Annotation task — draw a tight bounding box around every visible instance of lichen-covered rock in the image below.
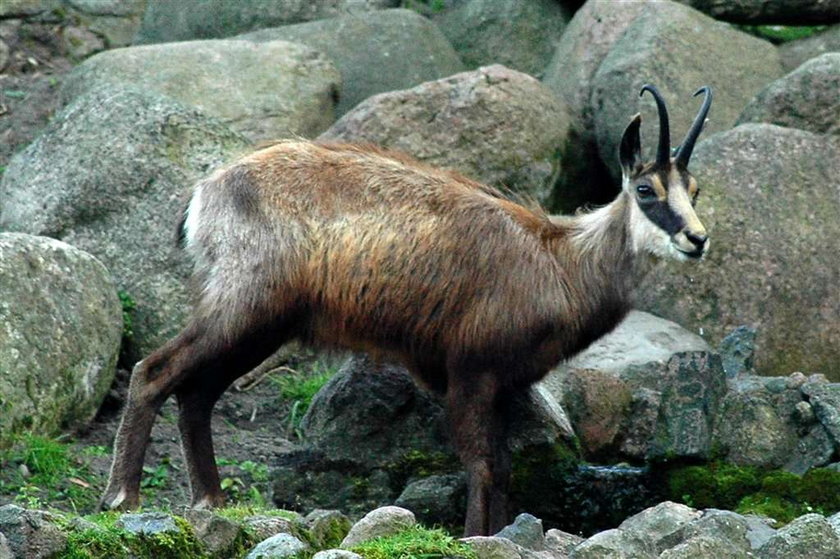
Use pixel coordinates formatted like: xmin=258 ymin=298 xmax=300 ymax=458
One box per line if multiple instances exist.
xmin=0 ymin=84 xmax=248 ymax=361
xmin=246 ymin=532 xmax=310 ymax=559
xmin=0 ymin=505 xmax=66 ymax=559
xmin=637 ymin=124 xmax=840 ymax=377
xmin=462 ymin=536 xmax=523 ymax=559
xmin=618 ymin=502 xmax=701 ymax=554
xmin=659 ymin=535 xmax=752 ymax=559
xmin=591 ymin=0 xmax=782 ymax=180
xmin=719 ymin=326 xmax=758 ymax=378
xmin=495 ymin=513 xmax=545 ymax=551
xmin=543 ymin=312 xmax=723 ymax=461
xmin=675 ymin=0 xmax=840 ymax=24
xmin=394 ymin=474 xmax=466 ymax=528
xmin=320 ymin=64 xmax=570 ymax=204
xmin=569 ymin=528 xmax=656 ymax=559
xmin=0 ymin=233 xmax=121 ymax=446
xmin=135 ymin=0 xmax=398 ymax=44
xmin=340 ymin=506 xmax=416 ymax=548
xmin=737 ymin=53 xmax=840 ymax=135
xmin=304 ymin=509 xmax=352 ymax=550
xmin=659 ymin=509 xmax=754 ymax=554
xmin=801 ymin=383 xmax=840 ymax=447
xmin=116 ymin=512 xmax=179 ymax=535
xmin=545 ymin=529 xmax=584 ymax=555
xmin=779 ymin=25 xmax=840 ymax=72
xmin=434 ymin=0 xmax=570 ymax=76
xmin=239 ymin=9 xmax=464 ymax=116
xmin=60 ymin=39 xmax=340 ymax=142
xmin=758 ymin=514 xmax=840 ymax=559
xmin=184 ymin=510 xmax=243 ymax=557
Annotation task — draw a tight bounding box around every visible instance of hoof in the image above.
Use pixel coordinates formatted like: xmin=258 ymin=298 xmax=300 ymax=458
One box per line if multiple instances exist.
xmin=98 ymin=488 xmax=139 ymax=512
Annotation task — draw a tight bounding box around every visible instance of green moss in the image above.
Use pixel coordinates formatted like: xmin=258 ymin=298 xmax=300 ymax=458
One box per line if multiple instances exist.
xmin=385 ymin=449 xmax=462 ymax=492
xmin=118 ymin=290 xmax=137 ymax=341
xmin=664 ymin=462 xmax=840 ymax=524
xmin=737 ymin=25 xmax=828 ymax=44
xmin=349 ymin=525 xmax=476 ymax=559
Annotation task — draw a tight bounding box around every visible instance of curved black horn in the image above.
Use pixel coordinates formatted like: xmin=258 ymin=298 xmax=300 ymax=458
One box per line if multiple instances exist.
xmin=639 ymin=84 xmax=670 ymax=168
xmin=674 ymin=86 xmax=712 ymax=168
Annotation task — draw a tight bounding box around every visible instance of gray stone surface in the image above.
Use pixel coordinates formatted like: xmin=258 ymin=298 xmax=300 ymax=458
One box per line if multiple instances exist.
xmin=395 ymin=474 xmax=465 ymax=528
xmin=779 ymin=25 xmax=840 ymax=72
xmin=618 ymin=501 xmax=701 ymax=554
xmin=0 ymin=505 xmax=66 ymax=559
xmin=60 ymin=39 xmax=340 ymax=142
xmin=116 ymin=512 xmax=179 ymax=535
xmin=637 ymin=124 xmax=840 ymax=378
xmin=462 ymin=536 xmax=523 ymax=559
xmin=0 ymin=233 xmax=121 ymax=447
xmin=434 ymin=0 xmax=570 ymax=76
xmin=246 ymin=532 xmax=310 ymax=559
xmin=801 ymin=383 xmax=840 ymax=446
xmin=304 ymin=509 xmax=352 ymax=550
xmin=240 ymin=9 xmax=465 ymax=116
xmin=591 ymin=0 xmax=782 ymax=181
xmin=719 ymin=326 xmax=757 ymax=378
xmin=569 ymin=528 xmax=656 ymax=559
xmin=660 ymin=509 xmax=754 ymax=554
xmin=737 ymin=53 xmax=840 ymax=135
xmin=340 ymin=506 xmax=416 ymax=548
xmin=312 ymin=551 xmax=363 ymax=559
xmin=545 ymin=529 xmax=584 ymax=555
xmin=135 ymin=0 xmax=398 ymax=44
xmin=495 ymin=513 xmax=545 ymax=551
xmin=659 ymin=535 xmax=753 ymax=559
xmin=184 ymin=510 xmax=243 ymax=556
xmin=0 ymin=532 xmax=10 ymax=559
xmin=675 ymin=0 xmax=840 ymax=24
xmin=542 ymin=0 xmax=648 ymax=210
xmin=758 ymin=514 xmax=840 ymax=559
xmin=320 ymin=64 xmax=570 ymax=204
xmin=0 ymin=84 xmax=248 ymax=360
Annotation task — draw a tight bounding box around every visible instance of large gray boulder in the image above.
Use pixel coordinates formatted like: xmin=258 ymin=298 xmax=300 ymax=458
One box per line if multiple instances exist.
xmin=0 ymin=233 xmax=121 ymax=446
xmin=0 ymin=84 xmax=249 ymax=361
xmin=758 ymin=514 xmax=840 ymax=559
xmin=434 ymin=0 xmax=570 ymax=77
xmin=134 ymin=0 xmax=398 ymax=44
xmin=675 ymin=0 xmax=840 ymax=25
xmin=0 ymin=505 xmax=66 ymax=559
xmin=60 ymin=39 xmax=341 ymax=142
xmin=542 ymin=0 xmax=648 ymax=210
xmin=779 ymin=25 xmax=840 ymax=72
xmin=320 ymin=64 xmax=570 ymax=204
xmin=714 ymin=374 xmax=834 ymax=472
xmin=737 ymin=53 xmax=840 ymax=136
xmin=591 ymin=0 xmax=783 ymax=180
xmin=239 ymin=9 xmax=464 ymax=116
xmin=637 ymin=124 xmax=840 ymax=377
xmin=541 ymin=311 xmax=719 ymax=461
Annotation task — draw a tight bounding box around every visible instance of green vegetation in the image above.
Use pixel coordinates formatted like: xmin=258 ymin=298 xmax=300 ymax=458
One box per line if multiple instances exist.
xmin=0 ymin=434 xmax=99 ymax=511
xmin=666 ymin=462 xmax=840 ymax=525
xmin=738 ymin=25 xmax=827 ymax=44
xmin=273 ymin=360 xmax=336 ymax=437
xmin=401 ymin=0 xmax=447 ymax=15
xmin=385 ymin=449 xmax=462 ymax=493
xmin=117 ymin=290 xmax=137 ymax=341
xmin=349 ymin=525 xmax=477 ymax=559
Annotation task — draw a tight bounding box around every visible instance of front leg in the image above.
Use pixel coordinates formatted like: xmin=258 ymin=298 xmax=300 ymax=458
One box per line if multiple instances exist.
xmin=446 ymin=372 xmax=510 ymax=536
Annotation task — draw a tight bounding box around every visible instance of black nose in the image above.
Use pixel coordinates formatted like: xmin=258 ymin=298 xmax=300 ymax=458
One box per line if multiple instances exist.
xmin=685 ymin=231 xmax=707 ymax=248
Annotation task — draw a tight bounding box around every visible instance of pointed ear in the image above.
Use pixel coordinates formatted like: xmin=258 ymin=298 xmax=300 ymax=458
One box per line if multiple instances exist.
xmin=619 ymin=113 xmax=642 ymax=176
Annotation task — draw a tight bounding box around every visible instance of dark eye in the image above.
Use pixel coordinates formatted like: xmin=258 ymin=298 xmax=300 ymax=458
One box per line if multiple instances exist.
xmin=636 ymin=184 xmax=655 ymax=199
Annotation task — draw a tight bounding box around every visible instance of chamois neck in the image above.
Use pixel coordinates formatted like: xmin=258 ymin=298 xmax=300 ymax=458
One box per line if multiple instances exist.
xmin=551 ymin=192 xmax=638 ymax=308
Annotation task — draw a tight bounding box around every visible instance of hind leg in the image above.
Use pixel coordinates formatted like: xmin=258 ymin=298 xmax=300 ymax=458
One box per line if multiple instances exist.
xmin=175 ymin=323 xmax=287 ymax=508
xmin=100 ymin=318 xmax=285 ymax=511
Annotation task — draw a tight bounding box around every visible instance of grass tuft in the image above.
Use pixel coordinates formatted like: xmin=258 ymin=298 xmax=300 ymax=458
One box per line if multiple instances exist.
xmin=349 ymin=525 xmax=476 ymax=559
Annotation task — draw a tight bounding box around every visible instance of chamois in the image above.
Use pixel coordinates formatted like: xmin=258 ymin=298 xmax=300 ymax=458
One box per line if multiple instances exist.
xmin=102 ymin=84 xmax=712 ymax=536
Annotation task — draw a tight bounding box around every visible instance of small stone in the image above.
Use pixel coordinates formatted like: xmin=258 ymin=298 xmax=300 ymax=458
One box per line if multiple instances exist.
xmin=304 ymin=509 xmax=352 ymax=549
xmin=758 ymin=513 xmax=840 ymax=558
xmin=184 ymin=510 xmax=242 ymax=556
xmin=395 ymin=474 xmax=466 ymax=528
xmin=245 ymin=532 xmax=309 ymax=559
xmin=545 ymin=529 xmax=584 ymax=555
xmin=462 ymin=536 xmax=523 ymax=559
xmin=340 ymin=507 xmax=416 ymax=548
xmin=244 ymin=516 xmax=301 ymax=542
xmin=788 ymin=372 xmax=808 ymax=389
xmin=312 ymin=551 xmax=363 ymax=559
xmin=116 ymin=512 xmax=179 ymax=535
xmin=719 ymin=325 xmax=757 ymax=378
xmin=794 ymin=401 xmax=816 ymax=426
xmin=62 ymin=26 xmax=104 ymax=61
xmin=495 ymin=513 xmax=545 ymax=551
xmin=0 ymin=39 xmax=9 ymax=72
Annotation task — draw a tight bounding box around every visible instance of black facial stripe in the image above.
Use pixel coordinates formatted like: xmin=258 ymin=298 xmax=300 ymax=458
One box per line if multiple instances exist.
xmin=640 ymin=200 xmax=685 ymax=236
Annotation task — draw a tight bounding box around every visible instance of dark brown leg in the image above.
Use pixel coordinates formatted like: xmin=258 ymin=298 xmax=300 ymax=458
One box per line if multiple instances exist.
xmin=447 ymin=372 xmax=504 ymax=537
xmin=100 ymin=319 xmax=283 ymax=511
xmin=174 ymin=324 xmax=284 ymax=508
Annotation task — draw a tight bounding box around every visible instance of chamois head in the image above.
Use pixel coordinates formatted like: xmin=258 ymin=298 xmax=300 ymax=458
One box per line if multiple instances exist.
xmin=619 ymin=84 xmax=712 ymax=261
